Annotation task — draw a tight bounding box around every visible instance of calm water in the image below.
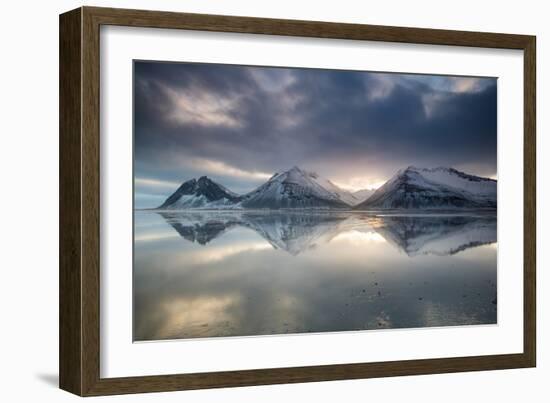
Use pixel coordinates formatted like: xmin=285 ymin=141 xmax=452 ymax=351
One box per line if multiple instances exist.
xmin=133 ymin=210 xmax=497 ymax=341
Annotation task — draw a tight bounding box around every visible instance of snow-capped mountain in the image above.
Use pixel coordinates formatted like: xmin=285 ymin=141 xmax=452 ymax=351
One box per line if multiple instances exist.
xmin=305 ymin=171 xmax=360 ymax=206
xmin=356 ymin=166 xmax=497 ymax=209
xmin=155 ymin=166 xmax=496 ymax=211
xmin=158 ymin=176 xmax=241 ymax=209
xmin=353 ymin=188 xmax=375 ymax=203
xmin=239 ymin=166 xmax=350 ymax=209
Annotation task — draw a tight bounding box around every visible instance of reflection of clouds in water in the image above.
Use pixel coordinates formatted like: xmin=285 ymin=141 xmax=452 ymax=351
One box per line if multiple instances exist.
xmin=139 ymin=294 xmax=242 ymax=340
xmin=332 ymin=230 xmax=386 ymax=245
xmin=177 ymin=241 xmax=272 ymax=265
xmin=134 ymin=211 xmax=497 ymax=341
xmin=135 ymin=231 xmax=180 ymax=242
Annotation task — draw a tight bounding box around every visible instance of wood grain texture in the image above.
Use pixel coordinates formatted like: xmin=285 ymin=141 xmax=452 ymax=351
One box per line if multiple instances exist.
xmin=523 ymin=38 xmax=536 ymax=367
xmin=86 ymin=6 xmax=532 ymax=49
xmin=85 ymin=354 xmax=531 ymax=396
xmin=59 ymin=6 xmax=537 ymax=396
xmin=59 ymin=7 xmax=83 ymax=396
xmin=81 ymin=6 xmax=102 ymax=396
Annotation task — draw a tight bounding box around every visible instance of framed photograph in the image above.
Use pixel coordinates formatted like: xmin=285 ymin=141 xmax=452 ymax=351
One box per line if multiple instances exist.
xmin=59 ymin=6 xmax=536 ymax=396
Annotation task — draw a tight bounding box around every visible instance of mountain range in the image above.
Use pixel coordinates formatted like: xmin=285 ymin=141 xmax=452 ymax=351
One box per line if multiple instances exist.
xmin=156 ymin=165 xmax=496 ymax=210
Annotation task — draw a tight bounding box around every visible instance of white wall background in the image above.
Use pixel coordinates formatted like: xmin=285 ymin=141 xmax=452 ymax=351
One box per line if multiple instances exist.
xmin=0 ymin=0 xmax=546 ymax=401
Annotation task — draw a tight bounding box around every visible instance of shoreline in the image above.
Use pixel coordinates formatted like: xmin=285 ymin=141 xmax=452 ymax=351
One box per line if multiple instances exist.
xmin=136 ymin=208 xmax=497 ymax=216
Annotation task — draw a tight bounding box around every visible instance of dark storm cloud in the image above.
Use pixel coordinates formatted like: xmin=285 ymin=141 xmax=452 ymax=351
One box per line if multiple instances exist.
xmin=134 ymin=61 xmax=496 ymax=207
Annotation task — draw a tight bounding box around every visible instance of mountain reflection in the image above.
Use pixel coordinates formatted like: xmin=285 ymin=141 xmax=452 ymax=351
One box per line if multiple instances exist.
xmin=158 ymin=211 xmax=496 ymax=257
xmin=371 ymin=215 xmax=497 ymax=256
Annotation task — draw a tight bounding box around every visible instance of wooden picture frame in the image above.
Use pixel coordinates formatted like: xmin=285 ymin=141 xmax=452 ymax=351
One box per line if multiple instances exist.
xmin=59 ymin=6 xmax=536 ymax=396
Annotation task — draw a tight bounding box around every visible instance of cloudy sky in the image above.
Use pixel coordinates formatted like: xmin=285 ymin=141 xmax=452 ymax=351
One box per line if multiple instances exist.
xmin=134 ymin=61 xmax=497 ymax=208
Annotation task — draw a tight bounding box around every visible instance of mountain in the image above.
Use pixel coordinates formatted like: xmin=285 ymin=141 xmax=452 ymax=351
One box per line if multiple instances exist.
xmin=156 ymin=166 xmax=496 ymax=211
xmin=304 ymin=171 xmax=360 ymax=205
xmin=353 ymin=188 xmax=375 ymax=203
xmin=239 ymin=166 xmax=350 ymax=209
xmin=158 ymin=176 xmax=241 ymax=209
xmin=356 ymin=166 xmax=496 ymax=209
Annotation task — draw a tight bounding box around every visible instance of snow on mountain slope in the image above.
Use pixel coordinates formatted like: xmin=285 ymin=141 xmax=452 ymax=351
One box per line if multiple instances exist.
xmin=356 ymin=166 xmax=497 ymax=209
xmin=353 ymin=188 xmax=375 ymax=203
xmin=158 ymin=176 xmax=241 ymax=209
xmin=155 ymin=166 xmax=495 ymax=211
xmin=239 ymin=166 xmax=350 ymax=209
xmin=417 ymin=167 xmax=496 ymax=198
xmin=305 ymin=171 xmax=360 ymax=205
